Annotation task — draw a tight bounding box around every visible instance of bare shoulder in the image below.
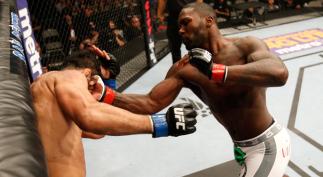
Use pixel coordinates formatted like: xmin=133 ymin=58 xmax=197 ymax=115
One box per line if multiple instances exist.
xmin=53 ymin=70 xmax=89 ymax=102
xmin=235 ymin=36 xmax=268 ymax=52
xmin=31 ymin=71 xmax=58 ymax=89
xmin=57 ymin=70 xmax=85 ymax=80
xmin=54 ymin=70 xmax=88 ymax=92
xmin=234 ymin=36 xmax=281 ymax=63
xmin=32 ymin=70 xmax=86 ymax=91
xmin=30 ymin=71 xmax=60 ymax=98
xmin=163 ymin=56 xmax=203 ymax=86
xmin=233 ymin=36 xmax=272 ymax=57
xmin=166 ymin=55 xmax=190 ymax=78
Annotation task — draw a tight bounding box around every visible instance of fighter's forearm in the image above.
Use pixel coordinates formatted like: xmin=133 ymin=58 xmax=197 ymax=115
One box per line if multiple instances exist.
xmin=113 ymin=93 xmax=161 ymax=114
xmin=226 ymin=58 xmax=288 ymax=87
xmin=82 ymin=103 xmax=153 ymax=136
xmin=112 ymin=77 xmax=183 ymax=114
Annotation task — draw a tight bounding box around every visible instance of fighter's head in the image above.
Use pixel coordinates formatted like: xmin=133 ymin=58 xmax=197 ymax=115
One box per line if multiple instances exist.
xmin=62 ymin=50 xmax=101 ymax=80
xmin=178 ymin=2 xmax=217 ymax=50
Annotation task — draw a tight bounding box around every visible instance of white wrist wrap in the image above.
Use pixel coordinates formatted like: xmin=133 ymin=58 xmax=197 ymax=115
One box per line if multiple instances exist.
xmin=94 ymin=75 xmax=106 ymax=101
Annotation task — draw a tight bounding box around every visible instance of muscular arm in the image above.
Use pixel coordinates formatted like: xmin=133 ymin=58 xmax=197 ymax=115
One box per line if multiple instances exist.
xmin=226 ymin=37 xmax=288 ymax=87
xmin=55 ymin=72 xmax=152 ymax=135
xmin=82 ymin=131 xmax=105 ymax=139
xmin=113 ymin=60 xmax=188 ymax=114
xmin=114 ymin=73 xmax=184 ymax=115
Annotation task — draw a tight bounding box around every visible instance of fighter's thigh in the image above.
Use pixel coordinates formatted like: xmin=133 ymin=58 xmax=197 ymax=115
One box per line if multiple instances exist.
xmin=239 ymin=140 xmax=277 ymax=176
xmin=267 ymin=128 xmax=291 ymax=177
xmin=238 ymin=143 xmax=267 ymax=177
xmin=239 ymin=129 xmax=291 ymax=177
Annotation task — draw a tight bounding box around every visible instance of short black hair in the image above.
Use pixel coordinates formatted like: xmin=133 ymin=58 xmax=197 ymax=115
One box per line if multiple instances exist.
xmin=62 ymin=50 xmax=101 ymax=76
xmin=183 ymin=2 xmax=217 ymax=20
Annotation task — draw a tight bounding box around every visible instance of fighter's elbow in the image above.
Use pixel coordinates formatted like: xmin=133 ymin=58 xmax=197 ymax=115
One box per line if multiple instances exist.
xmin=145 ymin=94 xmax=167 ymax=113
xmin=76 ymin=109 xmax=97 ymax=133
xmin=273 ymin=67 xmax=289 ymax=86
xmin=146 ymin=100 xmax=163 ymax=113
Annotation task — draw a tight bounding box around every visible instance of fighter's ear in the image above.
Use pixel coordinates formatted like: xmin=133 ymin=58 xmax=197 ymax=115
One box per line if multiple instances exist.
xmin=83 ymin=68 xmax=92 ymax=77
xmin=205 ymin=16 xmax=214 ymax=28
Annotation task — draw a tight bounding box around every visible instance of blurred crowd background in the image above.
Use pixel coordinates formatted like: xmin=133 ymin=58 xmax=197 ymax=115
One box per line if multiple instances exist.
xmin=27 ymin=0 xmax=323 ymax=90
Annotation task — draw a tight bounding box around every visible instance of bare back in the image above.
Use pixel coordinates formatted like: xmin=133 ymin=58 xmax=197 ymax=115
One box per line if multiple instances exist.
xmin=31 ymin=71 xmax=85 ymax=177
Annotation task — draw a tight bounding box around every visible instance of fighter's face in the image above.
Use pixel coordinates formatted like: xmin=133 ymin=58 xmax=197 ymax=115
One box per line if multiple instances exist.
xmin=178 ymin=9 xmax=207 ymax=50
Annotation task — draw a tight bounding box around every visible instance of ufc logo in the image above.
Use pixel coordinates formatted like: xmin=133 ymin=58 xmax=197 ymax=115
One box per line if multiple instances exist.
xmin=174 ymin=108 xmax=186 ymax=130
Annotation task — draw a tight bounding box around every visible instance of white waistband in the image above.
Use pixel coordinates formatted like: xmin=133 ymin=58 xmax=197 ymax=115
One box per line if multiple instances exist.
xmin=233 ymin=120 xmax=282 ymax=147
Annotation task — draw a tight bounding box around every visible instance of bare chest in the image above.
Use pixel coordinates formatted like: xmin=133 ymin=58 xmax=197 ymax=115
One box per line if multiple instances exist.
xmin=214 ymin=44 xmax=245 ymax=65
xmin=187 ymin=75 xmax=256 ymax=121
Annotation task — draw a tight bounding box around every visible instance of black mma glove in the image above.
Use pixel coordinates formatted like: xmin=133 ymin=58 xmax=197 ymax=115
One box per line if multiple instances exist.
xmin=189 ymin=48 xmax=213 ymax=77
xmin=98 ymin=53 xmax=120 ymax=79
xmin=151 ymin=103 xmax=197 ymax=138
xmin=86 ymin=44 xmax=120 ymax=79
xmin=189 ymin=48 xmax=228 ymax=83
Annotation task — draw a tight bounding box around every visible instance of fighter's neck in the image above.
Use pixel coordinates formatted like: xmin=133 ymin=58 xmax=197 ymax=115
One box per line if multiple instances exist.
xmin=206 ymin=28 xmax=224 ymax=56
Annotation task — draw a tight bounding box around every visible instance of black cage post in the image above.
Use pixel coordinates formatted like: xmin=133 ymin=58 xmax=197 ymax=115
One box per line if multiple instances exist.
xmin=140 ymin=0 xmax=157 ymax=67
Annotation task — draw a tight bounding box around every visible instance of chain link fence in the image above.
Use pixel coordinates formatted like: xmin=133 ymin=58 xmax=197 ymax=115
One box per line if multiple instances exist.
xmin=27 ymin=0 xmax=169 ymax=90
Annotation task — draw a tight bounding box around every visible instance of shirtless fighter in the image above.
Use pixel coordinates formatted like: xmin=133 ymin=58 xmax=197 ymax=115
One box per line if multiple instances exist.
xmin=31 ymin=51 xmax=197 ymax=177
xmin=96 ymin=3 xmax=291 ymax=177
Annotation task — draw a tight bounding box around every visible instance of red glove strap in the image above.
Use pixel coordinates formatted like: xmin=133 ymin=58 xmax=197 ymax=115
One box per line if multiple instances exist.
xmin=102 ymin=87 xmax=116 ymax=104
xmin=211 ymin=64 xmax=227 ymax=83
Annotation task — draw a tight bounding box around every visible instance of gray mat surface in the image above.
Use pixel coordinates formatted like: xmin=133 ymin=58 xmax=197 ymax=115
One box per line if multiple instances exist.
xmin=84 ymin=17 xmax=323 ymax=177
